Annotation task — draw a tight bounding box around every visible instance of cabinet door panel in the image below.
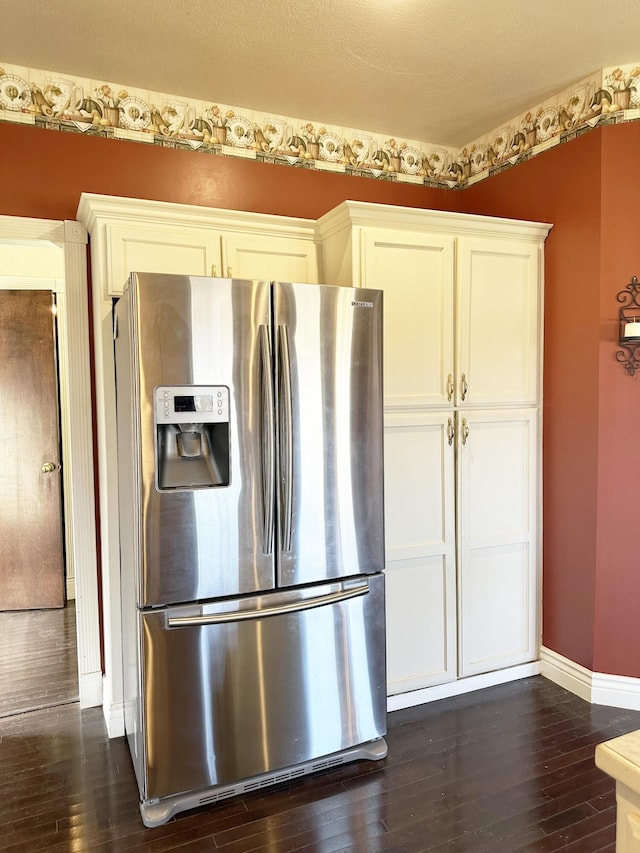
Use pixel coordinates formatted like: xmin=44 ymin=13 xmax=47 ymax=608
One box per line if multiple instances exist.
xmin=221 ymin=233 xmax=319 ymax=283
xmin=362 ymin=230 xmax=454 ymax=408
xmin=457 ymin=238 xmax=540 ymax=406
xmin=459 ymin=544 xmax=532 ymax=673
xmin=457 ymin=409 xmax=538 ymax=676
xmin=385 ymin=556 xmax=455 ymax=694
xmin=384 ymin=412 xmax=456 ymax=690
xmin=384 ymin=412 xmax=454 ymax=561
xmin=106 ymin=224 xmax=220 ymax=297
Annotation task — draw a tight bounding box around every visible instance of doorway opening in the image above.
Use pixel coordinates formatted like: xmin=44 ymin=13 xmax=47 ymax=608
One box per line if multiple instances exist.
xmin=0 ymin=218 xmax=101 ymax=714
xmin=0 ymin=286 xmax=79 ymax=716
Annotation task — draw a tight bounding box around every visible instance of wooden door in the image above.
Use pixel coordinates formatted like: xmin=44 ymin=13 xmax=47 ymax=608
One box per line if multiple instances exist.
xmin=0 ymin=290 xmax=64 ymax=610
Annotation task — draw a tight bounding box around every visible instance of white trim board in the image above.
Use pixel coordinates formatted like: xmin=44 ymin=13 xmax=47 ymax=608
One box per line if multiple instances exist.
xmin=387 ymin=662 xmax=541 ymax=713
xmin=541 ymin=646 xmax=640 ymax=711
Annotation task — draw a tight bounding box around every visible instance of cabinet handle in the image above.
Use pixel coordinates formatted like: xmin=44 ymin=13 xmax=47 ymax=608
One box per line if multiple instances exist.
xmin=461 ymin=417 xmax=470 ymax=445
xmin=210 ymin=264 xmax=217 ymax=277
xmin=460 ymin=373 xmax=468 ymax=402
xmin=226 ymin=266 xmax=232 ymax=278
xmin=446 ymin=374 xmax=454 ymax=403
xmin=447 ymin=418 xmax=454 ymax=446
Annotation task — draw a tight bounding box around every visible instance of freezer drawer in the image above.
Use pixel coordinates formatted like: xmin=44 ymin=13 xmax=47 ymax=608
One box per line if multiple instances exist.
xmin=136 ymin=574 xmax=386 ymax=802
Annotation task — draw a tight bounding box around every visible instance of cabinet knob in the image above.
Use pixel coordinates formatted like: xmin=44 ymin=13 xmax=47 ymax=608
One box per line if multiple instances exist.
xmin=460 ymin=373 xmax=468 ymax=402
xmin=461 ymin=418 xmax=470 ymax=445
xmin=447 ymin=418 xmax=454 ymax=446
xmin=446 ymin=374 xmax=454 ymax=403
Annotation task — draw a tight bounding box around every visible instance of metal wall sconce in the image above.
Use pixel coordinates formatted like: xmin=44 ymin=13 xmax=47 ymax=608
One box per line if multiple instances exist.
xmin=616 ymin=276 xmax=640 ymax=375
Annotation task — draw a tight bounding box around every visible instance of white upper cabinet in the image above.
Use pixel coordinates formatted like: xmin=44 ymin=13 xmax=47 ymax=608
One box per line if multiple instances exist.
xmin=456 ymin=237 xmax=541 ymax=407
xmin=221 ymin=232 xmax=319 ymax=283
xmin=105 ymin=224 xmax=219 ymax=295
xmin=318 ymin=201 xmax=549 ymax=411
xmin=77 ymin=194 xmax=320 ymax=299
xmin=361 ymin=229 xmax=454 ymax=409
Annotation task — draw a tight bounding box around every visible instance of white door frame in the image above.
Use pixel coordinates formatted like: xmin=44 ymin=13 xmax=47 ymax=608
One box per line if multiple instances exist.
xmin=0 ymin=216 xmax=102 ymax=707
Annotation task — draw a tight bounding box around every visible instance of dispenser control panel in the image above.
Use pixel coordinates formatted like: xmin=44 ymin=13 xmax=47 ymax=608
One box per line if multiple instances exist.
xmin=154 ymin=386 xmax=230 ymax=424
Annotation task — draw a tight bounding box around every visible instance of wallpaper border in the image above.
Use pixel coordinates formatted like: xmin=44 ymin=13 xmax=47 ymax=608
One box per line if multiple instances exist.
xmin=1 ymin=61 xmax=639 ymax=189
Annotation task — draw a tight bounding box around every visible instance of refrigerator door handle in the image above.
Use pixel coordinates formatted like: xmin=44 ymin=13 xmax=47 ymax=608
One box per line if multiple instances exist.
xmin=278 ymin=324 xmax=293 ymax=552
xmin=259 ymin=324 xmax=275 ymax=555
xmin=166 ymin=583 xmax=370 ymax=627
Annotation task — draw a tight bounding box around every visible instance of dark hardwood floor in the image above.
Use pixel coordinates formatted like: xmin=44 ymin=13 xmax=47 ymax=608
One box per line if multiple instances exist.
xmin=1 ymin=675 xmax=639 ymax=851
xmin=0 ymin=602 xmax=78 ymax=717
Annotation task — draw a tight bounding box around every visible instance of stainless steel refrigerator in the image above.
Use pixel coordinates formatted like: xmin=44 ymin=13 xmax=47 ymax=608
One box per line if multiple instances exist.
xmin=114 ymin=272 xmax=387 ymax=827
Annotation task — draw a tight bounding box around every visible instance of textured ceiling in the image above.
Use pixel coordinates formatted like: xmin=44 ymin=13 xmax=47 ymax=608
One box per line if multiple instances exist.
xmin=3 ymin=0 xmax=640 ymax=147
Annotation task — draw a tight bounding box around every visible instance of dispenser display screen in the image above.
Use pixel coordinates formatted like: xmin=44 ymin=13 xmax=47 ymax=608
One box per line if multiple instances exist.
xmin=174 ymin=395 xmax=214 ymax=413
xmin=174 ymin=396 xmax=196 ymax=412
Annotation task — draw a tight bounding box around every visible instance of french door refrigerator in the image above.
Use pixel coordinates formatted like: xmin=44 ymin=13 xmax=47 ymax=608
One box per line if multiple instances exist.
xmin=114 ymin=272 xmax=387 ymax=827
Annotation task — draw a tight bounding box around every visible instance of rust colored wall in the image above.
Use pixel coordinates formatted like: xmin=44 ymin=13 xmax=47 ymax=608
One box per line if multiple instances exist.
xmin=0 ymin=121 xmax=457 ymax=221
xmin=459 ymin=133 xmax=604 ymax=671
xmin=593 ymin=124 xmax=640 ymax=677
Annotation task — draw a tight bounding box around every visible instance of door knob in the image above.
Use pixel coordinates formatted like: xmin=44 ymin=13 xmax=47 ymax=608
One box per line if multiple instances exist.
xmin=41 ymin=462 xmax=57 ymax=474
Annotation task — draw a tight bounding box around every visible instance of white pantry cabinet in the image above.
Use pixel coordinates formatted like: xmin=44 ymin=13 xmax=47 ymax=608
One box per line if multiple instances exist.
xmin=317 ymin=200 xmax=551 ymax=697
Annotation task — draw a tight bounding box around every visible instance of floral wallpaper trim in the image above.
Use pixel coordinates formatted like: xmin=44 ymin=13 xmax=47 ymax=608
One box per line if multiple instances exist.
xmin=0 ymin=61 xmax=639 ymax=190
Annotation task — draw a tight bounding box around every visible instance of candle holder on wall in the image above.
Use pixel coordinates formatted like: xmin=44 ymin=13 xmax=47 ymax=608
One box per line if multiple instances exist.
xmin=616 ymin=276 xmax=640 ymax=375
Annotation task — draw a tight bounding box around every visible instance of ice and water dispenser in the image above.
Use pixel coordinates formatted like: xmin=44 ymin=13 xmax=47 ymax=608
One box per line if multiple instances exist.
xmin=155 ymin=386 xmax=230 ymax=489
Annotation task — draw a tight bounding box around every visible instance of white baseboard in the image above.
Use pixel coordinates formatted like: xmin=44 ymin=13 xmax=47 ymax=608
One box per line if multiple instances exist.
xmin=66 ymin=576 xmax=75 ymax=601
xmin=541 ymin=646 xmax=640 ymax=711
xmin=387 ymin=661 xmax=541 ymax=713
xmin=102 ymin=674 xmax=125 ymax=738
xmin=78 ymin=670 xmax=103 ymax=709
xmin=104 ymin=702 xmax=125 ymax=739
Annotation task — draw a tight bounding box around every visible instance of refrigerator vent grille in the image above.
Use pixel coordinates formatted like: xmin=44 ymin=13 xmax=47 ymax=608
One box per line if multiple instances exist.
xmin=197 ymin=756 xmax=348 ymax=805
xmin=312 ymin=756 xmax=344 ymax=771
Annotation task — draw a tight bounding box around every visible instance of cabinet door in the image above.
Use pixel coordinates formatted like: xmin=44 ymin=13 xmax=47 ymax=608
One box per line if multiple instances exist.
xmin=456 ymin=237 xmax=540 ymax=407
xmin=384 ymin=411 xmax=456 ymax=693
xmin=361 ymin=230 xmax=454 ymax=409
xmin=105 ymin=224 xmax=220 ymax=297
xmin=221 ymin=232 xmax=319 ymax=283
xmin=457 ymin=409 xmax=538 ymax=677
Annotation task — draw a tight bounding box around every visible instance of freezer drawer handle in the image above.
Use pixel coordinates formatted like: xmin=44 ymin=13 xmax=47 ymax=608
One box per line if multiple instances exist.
xmin=166 ymin=583 xmax=370 ymax=627
xmin=259 ymin=324 xmax=275 ymax=555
